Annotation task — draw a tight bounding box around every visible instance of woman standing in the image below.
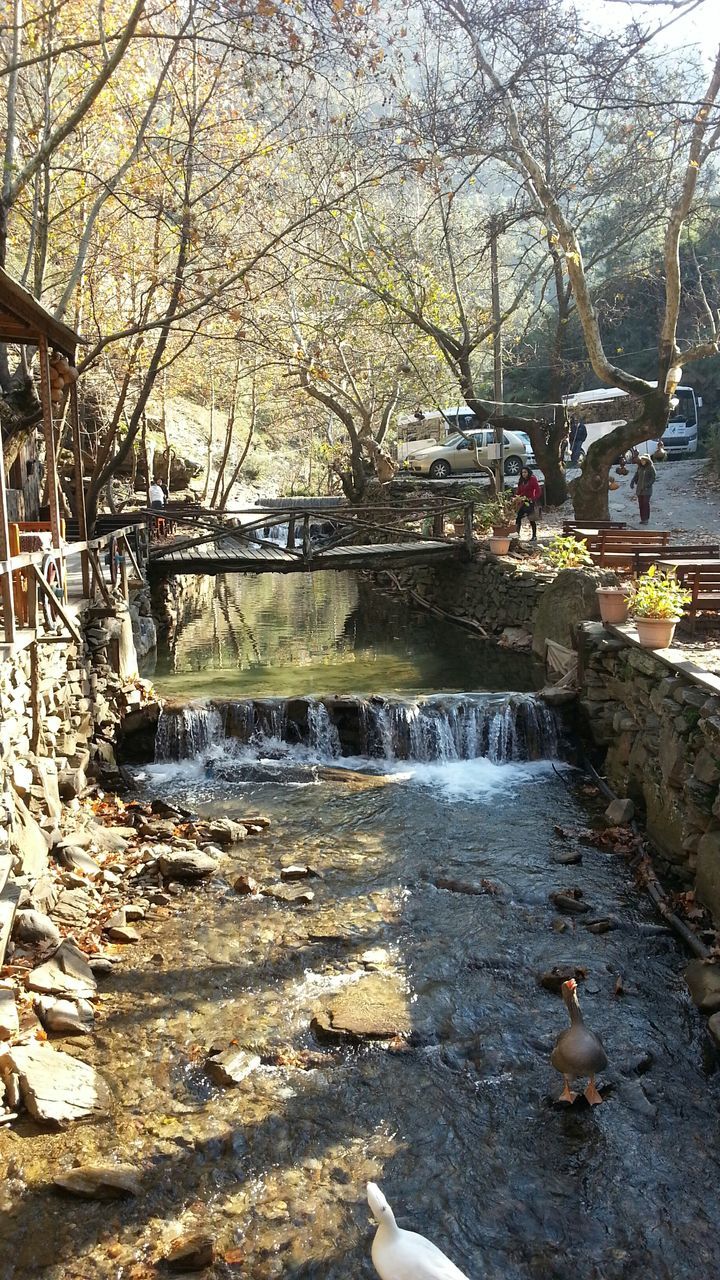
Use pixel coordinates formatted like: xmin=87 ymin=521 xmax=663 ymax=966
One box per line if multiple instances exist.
xmin=515 ymin=466 xmax=542 ymax=542
xmin=630 ymin=455 xmax=657 ymax=524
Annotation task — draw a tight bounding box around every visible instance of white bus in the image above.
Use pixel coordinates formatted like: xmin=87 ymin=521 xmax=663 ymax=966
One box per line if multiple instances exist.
xmin=563 ymin=384 xmax=702 ymax=458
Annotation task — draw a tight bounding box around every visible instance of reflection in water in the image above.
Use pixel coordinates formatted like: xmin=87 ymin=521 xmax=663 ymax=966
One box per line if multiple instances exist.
xmin=144 ymin=572 xmax=541 ymax=698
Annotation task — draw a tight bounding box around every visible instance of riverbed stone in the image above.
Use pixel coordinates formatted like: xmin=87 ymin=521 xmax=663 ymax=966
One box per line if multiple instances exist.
xmin=158 ymin=849 xmax=217 ymax=880
xmin=34 ymin=995 xmax=95 ymax=1035
xmin=205 ymin=1048 xmax=260 ymax=1087
xmin=685 ymin=960 xmax=720 ymax=1013
xmin=52 ymin=1164 xmax=141 ymax=1199
xmin=280 ymin=863 xmax=319 ymax=881
xmin=233 ymin=874 xmax=259 ymax=895
xmin=312 ymin=974 xmax=411 ymax=1042
xmin=12 ymin=909 xmax=61 ymax=950
xmin=27 ymin=941 xmax=97 ymax=1000
xmin=262 ymin=882 xmax=315 ymax=905
xmin=0 ymin=988 xmax=19 ymax=1040
xmin=163 ymin=1232 xmax=215 ymax=1272
xmin=197 ymin=818 xmax=247 ymax=846
xmin=0 ymin=1041 xmax=110 ymax=1125
xmin=58 ymin=844 xmax=102 ymax=876
xmin=605 ymin=798 xmax=634 ymax=825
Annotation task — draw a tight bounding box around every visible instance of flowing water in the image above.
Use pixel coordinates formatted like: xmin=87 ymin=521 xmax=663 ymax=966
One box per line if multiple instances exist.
xmin=2 ymin=573 xmax=720 ymax=1280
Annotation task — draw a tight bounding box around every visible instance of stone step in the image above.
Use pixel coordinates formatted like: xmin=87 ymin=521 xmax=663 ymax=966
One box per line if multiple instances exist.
xmin=0 ymin=880 xmax=21 ymax=967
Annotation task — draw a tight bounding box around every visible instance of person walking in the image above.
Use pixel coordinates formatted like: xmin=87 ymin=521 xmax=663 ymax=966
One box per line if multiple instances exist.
xmin=148 ymin=478 xmax=166 ymax=540
xmin=569 ymin=417 xmax=587 ymax=466
xmin=515 ymin=465 xmax=542 ymax=542
xmin=630 ymin=454 xmax=657 ymax=524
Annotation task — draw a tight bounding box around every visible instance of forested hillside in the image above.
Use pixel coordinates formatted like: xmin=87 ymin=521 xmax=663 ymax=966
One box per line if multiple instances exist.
xmin=1 ymin=0 xmax=719 ymax=517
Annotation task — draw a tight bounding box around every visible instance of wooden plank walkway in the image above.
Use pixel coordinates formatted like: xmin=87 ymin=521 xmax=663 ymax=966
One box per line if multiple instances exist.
xmin=149 ymin=535 xmax=466 ymax=576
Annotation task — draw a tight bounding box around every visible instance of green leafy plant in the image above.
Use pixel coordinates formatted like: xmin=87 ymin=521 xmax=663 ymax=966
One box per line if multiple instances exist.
xmin=627 ymin=564 xmax=691 ymax=619
xmin=485 ymin=489 xmax=518 ymax=531
xmin=543 ymin=534 xmax=593 ymax=569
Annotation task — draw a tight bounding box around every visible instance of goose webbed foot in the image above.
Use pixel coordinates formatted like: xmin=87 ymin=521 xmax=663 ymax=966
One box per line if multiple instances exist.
xmin=558 ymin=1077 xmax=577 ymax=1104
xmin=584 ymin=1076 xmax=603 ymax=1105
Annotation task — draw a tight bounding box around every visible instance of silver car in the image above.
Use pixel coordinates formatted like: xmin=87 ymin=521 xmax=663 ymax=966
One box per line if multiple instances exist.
xmin=407 ymin=427 xmax=534 ymax=480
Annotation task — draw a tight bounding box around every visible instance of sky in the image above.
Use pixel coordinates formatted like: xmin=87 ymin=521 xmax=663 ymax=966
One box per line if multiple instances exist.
xmin=589 ymin=0 xmax=720 ymax=65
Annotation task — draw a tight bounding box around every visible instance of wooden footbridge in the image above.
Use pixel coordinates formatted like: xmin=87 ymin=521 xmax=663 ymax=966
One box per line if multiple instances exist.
xmin=148 ymin=500 xmax=475 ymax=577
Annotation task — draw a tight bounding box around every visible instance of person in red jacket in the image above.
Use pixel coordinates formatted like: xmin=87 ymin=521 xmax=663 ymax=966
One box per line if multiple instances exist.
xmin=515 ymin=466 xmax=542 ymax=542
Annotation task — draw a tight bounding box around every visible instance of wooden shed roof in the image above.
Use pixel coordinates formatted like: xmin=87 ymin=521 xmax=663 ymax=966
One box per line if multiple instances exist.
xmin=0 ymin=266 xmax=79 ymax=359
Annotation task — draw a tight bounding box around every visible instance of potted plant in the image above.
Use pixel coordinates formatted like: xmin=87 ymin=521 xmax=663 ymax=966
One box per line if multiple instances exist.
xmin=596 ymin=584 xmax=630 ymax=625
xmin=485 ymin=490 xmax=518 ymax=554
xmin=627 ymin=564 xmax=691 ymax=649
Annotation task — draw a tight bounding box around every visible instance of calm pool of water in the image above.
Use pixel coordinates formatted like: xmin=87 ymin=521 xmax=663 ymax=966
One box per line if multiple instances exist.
xmin=143 ymin=572 xmax=541 ymax=698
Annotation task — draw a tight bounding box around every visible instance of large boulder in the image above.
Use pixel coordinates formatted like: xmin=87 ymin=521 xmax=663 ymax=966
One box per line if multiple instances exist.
xmin=532 ymin=567 xmax=619 ymax=657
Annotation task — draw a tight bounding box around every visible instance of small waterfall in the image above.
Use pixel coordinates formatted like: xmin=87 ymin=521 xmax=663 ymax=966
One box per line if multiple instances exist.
xmin=155 ymin=693 xmax=560 ymax=766
xmin=155 ymin=703 xmax=223 ymax=761
xmin=307 ymin=702 xmax=341 ymax=756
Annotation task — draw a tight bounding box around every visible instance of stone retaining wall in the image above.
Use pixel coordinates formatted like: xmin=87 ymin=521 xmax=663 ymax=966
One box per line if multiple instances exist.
xmin=386 ymin=557 xmax=618 ymax=656
xmin=0 ymin=601 xmax=157 ymax=878
xmin=578 ymin=622 xmax=720 ymax=914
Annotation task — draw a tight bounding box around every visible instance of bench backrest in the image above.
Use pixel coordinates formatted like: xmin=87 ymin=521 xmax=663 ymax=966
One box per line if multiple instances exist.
xmin=563 ymin=520 xmax=626 ymax=533
xmin=635 ymin=545 xmax=720 ymax=571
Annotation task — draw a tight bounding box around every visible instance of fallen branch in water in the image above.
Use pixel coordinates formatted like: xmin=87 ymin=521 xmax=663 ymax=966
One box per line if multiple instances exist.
xmin=582 ymin=756 xmax=709 ymax=960
xmin=378 ymin=570 xmax=490 ymax=638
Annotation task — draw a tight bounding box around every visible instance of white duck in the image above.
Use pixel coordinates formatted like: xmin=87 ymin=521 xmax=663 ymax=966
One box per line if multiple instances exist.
xmin=367 ymin=1182 xmax=471 ymax=1280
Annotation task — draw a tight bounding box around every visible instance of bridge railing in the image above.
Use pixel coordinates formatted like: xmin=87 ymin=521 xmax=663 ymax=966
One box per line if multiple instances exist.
xmin=149 ymin=498 xmax=478 ymax=563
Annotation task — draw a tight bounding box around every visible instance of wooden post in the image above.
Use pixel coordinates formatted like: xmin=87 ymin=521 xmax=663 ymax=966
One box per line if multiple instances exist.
xmin=302 ymin=513 xmax=311 ymax=563
xmin=0 ymin=424 xmax=16 ymax=644
xmin=38 ymin=336 xmax=63 ymax=553
xmin=118 ymin=543 xmax=129 ymax=602
xmin=464 ymin=503 xmax=474 ymax=554
xmin=8 ymin=523 xmax=25 ymax=625
xmin=433 ymin=505 xmax=444 ymax=538
xmin=287 ymin=516 xmax=296 ymax=550
xmin=70 ymin=381 xmax=90 ymax=596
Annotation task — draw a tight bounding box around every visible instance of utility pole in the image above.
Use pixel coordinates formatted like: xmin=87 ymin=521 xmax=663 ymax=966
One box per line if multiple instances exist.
xmin=489 ymin=215 xmax=504 ymax=491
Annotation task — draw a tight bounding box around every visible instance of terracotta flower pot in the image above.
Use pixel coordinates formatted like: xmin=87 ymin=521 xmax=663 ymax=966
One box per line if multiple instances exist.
xmin=596 ymin=587 xmax=628 ymax=625
xmin=634 ymin=617 xmax=680 ymax=649
xmin=489 ymin=535 xmax=512 ymax=555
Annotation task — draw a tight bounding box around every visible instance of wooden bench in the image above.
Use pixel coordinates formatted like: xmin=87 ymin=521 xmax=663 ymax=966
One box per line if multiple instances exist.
xmin=562 ymin=520 xmax=626 ymax=534
xmin=634 ymin=544 xmax=720 ymax=575
xmin=570 ymin=528 xmax=671 ymax=569
xmin=681 ymin=565 xmax=720 ymax=630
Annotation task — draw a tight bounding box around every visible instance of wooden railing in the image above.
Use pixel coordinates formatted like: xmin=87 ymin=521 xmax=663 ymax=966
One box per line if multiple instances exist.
xmin=149 ymin=499 xmax=478 ymax=566
xmin=0 ymin=521 xmax=146 ymax=648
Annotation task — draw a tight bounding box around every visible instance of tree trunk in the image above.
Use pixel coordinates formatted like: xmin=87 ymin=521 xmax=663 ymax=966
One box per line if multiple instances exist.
xmin=525 ymin=413 xmax=567 ymax=506
xmin=571 ymin=395 xmax=669 ymax=521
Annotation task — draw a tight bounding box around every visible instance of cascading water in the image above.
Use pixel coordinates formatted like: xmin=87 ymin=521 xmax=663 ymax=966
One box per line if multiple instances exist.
xmin=155 ymin=703 xmax=224 ymax=761
xmin=154 ymin=692 xmax=560 ymax=765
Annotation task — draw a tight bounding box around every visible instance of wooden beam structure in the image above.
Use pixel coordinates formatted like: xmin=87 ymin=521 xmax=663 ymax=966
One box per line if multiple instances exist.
xmin=150 ymin=535 xmax=468 ymax=576
xmin=0 ymin=267 xmax=82 ymax=644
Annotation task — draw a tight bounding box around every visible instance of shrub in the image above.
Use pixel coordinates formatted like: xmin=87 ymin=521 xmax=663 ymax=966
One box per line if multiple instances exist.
xmin=543 ymin=534 xmax=593 ymax=569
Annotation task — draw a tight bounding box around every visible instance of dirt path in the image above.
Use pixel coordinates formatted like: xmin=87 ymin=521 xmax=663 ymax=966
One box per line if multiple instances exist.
xmin=544 ymin=458 xmax=719 ymax=542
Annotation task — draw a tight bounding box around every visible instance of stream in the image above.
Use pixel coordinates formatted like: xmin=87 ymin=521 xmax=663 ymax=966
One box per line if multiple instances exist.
xmin=2 ymin=571 xmax=720 ymax=1279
